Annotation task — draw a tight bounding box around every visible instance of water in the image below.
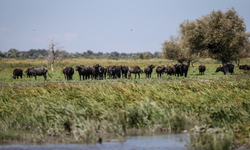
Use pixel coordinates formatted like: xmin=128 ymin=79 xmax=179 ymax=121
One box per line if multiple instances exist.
xmin=0 ymin=133 xmax=189 ymax=150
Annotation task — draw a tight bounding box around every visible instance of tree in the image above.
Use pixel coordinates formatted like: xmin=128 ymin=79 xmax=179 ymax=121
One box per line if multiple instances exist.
xmin=233 ymin=41 xmax=250 ymax=66
xmin=162 ymin=35 xmax=190 ymax=63
xmin=48 ymin=39 xmax=63 ymax=72
xmin=179 ymin=7 xmax=250 ymax=74
xmin=142 ymin=52 xmax=154 ymax=59
xmin=0 ymin=51 xmax=6 ymax=58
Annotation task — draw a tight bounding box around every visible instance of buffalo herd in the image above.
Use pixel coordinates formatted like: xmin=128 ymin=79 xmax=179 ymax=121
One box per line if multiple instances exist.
xmin=12 ymin=63 xmax=249 ymax=81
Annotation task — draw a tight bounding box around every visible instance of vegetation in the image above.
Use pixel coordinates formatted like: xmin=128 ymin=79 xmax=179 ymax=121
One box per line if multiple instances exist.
xmin=0 ymin=49 xmax=162 ymax=60
xmin=0 ymin=58 xmax=250 ymax=150
xmin=162 ymin=8 xmax=250 ymax=73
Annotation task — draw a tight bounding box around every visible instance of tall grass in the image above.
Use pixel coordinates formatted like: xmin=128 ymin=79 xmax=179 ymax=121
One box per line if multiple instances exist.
xmin=0 ymin=72 xmax=250 ymax=148
xmin=0 ymin=58 xmax=250 ymax=149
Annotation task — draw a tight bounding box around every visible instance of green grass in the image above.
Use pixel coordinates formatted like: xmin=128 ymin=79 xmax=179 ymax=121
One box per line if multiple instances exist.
xmin=0 ymin=58 xmax=250 ymax=149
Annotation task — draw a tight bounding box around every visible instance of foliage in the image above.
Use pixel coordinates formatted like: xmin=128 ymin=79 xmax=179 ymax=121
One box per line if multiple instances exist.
xmin=0 ymin=49 xmax=162 ymax=60
xmin=179 ymin=7 xmax=250 ymax=64
xmin=162 ymin=35 xmax=182 ymax=60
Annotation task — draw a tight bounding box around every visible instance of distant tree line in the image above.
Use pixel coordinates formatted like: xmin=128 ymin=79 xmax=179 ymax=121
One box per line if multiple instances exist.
xmin=0 ymin=49 xmax=163 ymax=59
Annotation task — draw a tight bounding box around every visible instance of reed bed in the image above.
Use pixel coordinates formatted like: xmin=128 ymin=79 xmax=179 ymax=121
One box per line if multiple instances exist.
xmin=0 ymin=73 xmax=250 ymax=148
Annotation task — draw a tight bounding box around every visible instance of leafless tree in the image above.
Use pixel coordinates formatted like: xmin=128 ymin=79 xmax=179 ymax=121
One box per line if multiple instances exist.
xmin=48 ymin=39 xmax=64 ymax=72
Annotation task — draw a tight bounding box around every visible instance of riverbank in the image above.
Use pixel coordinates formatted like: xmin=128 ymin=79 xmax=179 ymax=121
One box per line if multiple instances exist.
xmin=1 ymin=72 xmax=250 ymax=149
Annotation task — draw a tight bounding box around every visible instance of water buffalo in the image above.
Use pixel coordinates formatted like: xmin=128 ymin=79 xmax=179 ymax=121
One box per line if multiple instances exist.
xmin=199 ymin=65 xmax=206 ymax=75
xmin=92 ymin=64 xmax=100 ymax=79
xmin=181 ymin=61 xmax=190 ymax=77
xmin=12 ymin=69 xmax=23 ymax=79
xmin=76 ymin=65 xmax=92 ymax=80
xmin=156 ymin=66 xmax=166 ymax=78
xmin=144 ymin=65 xmax=155 ymax=78
xmin=25 ymin=67 xmax=51 ymax=81
xmin=164 ymin=66 xmax=174 ymax=76
xmin=63 ymin=66 xmax=74 ymax=80
xmin=128 ymin=66 xmax=143 ymax=79
xmin=103 ymin=67 xmax=107 ymax=79
xmin=215 ymin=64 xmax=234 ymax=75
xmin=239 ymin=65 xmax=250 ymax=70
xmin=121 ymin=66 xmax=129 ymax=78
xmin=111 ymin=66 xmax=122 ymax=78
xmin=98 ymin=65 xmax=105 ymax=80
xmin=174 ymin=64 xmax=182 ymax=77
xmin=106 ymin=66 xmax=114 ymax=79
xmin=25 ymin=68 xmax=32 ymax=77
xmin=174 ymin=61 xmax=190 ymax=77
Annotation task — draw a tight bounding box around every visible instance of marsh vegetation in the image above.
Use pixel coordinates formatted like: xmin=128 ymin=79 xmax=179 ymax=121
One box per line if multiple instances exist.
xmin=0 ymin=58 xmax=250 ymax=150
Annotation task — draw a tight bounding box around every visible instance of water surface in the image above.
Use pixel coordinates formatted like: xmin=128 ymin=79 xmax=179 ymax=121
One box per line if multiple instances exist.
xmin=0 ymin=133 xmax=188 ymax=150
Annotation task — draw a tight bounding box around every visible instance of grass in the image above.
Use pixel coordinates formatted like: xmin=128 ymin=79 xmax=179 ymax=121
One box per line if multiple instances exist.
xmin=0 ymin=58 xmax=250 ymax=149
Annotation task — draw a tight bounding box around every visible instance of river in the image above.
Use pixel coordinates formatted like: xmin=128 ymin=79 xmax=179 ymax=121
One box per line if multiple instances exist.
xmin=0 ymin=132 xmax=189 ymax=150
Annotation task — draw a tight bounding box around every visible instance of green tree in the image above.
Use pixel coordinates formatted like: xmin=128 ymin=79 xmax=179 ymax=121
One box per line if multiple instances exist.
xmin=162 ymin=35 xmax=190 ymax=63
xmin=179 ymin=8 xmax=250 ymax=74
xmin=142 ymin=52 xmax=153 ymax=59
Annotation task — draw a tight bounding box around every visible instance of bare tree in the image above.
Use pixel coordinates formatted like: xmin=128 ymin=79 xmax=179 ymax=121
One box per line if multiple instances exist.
xmin=48 ymin=39 xmax=63 ymax=72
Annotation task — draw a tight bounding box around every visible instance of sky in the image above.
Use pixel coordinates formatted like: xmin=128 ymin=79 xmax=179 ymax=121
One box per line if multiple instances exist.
xmin=0 ymin=0 xmax=250 ymax=54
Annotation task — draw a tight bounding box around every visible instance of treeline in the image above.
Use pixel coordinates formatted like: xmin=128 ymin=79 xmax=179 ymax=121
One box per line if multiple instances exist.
xmin=0 ymin=48 xmax=163 ymax=59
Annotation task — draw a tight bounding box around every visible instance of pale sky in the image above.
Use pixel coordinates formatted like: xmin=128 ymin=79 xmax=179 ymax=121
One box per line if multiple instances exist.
xmin=0 ymin=0 xmax=249 ymax=53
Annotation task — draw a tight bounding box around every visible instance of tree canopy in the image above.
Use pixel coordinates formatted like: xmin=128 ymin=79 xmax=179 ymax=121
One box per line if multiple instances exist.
xmin=179 ymin=8 xmax=249 ymax=64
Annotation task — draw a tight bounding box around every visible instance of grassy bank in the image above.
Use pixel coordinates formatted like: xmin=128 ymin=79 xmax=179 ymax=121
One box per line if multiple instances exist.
xmin=0 ymin=58 xmax=250 ymax=149
xmin=0 ymin=72 xmax=250 ymax=149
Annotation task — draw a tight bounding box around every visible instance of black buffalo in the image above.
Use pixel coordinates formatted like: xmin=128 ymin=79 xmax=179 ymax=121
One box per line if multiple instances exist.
xmin=156 ymin=66 xmax=166 ymax=78
xmin=128 ymin=66 xmax=143 ymax=79
xmin=25 ymin=67 xmax=51 ymax=81
xmin=63 ymin=66 xmax=74 ymax=80
xmin=98 ymin=65 xmax=105 ymax=80
xmin=106 ymin=66 xmax=113 ymax=79
xmin=25 ymin=68 xmax=32 ymax=77
xmin=12 ymin=69 xmax=23 ymax=79
xmin=215 ymin=64 xmax=234 ymax=75
xmin=144 ymin=65 xmax=155 ymax=78
xmin=165 ymin=66 xmax=175 ymax=76
xmin=121 ymin=66 xmax=129 ymax=78
xmin=75 ymin=65 xmax=92 ymax=80
xmin=111 ymin=66 xmax=122 ymax=78
xmin=199 ymin=65 xmax=206 ymax=75
xmin=239 ymin=65 xmax=250 ymax=70
xmin=174 ymin=61 xmax=190 ymax=77
xmin=92 ymin=64 xmax=100 ymax=79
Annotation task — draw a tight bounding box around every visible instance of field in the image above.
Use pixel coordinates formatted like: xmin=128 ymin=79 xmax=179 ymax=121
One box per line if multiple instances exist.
xmin=0 ymin=58 xmax=250 ymax=149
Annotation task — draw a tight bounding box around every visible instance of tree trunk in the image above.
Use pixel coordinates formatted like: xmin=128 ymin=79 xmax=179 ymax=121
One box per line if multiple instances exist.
xmin=235 ymin=58 xmax=240 ymax=66
xmin=222 ymin=61 xmax=229 ymax=75
xmin=51 ymin=46 xmax=55 ymax=72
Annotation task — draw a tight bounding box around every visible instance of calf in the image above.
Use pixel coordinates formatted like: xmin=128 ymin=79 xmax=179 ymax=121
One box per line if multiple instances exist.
xmin=199 ymin=65 xmax=206 ymax=75
xmin=12 ymin=69 xmax=23 ymax=79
